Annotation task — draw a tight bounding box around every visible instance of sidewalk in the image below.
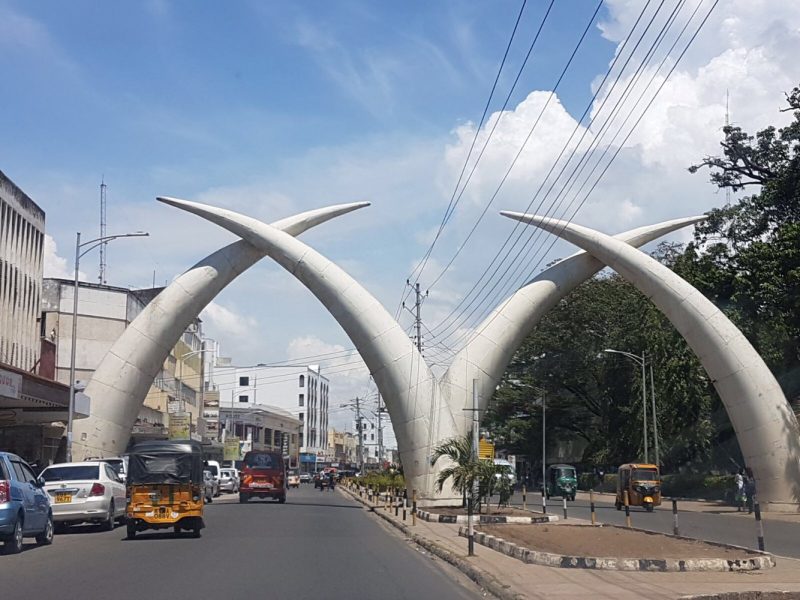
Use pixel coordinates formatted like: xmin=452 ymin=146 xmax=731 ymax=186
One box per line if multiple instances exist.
xmin=343 ymin=486 xmax=800 ymax=600
xmin=573 ymin=491 xmax=800 ymax=523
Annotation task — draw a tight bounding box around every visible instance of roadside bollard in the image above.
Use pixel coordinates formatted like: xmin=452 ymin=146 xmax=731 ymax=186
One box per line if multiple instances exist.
xmin=624 ymin=490 xmax=631 ymax=528
xmin=412 ymin=489 xmax=418 ymax=526
xmin=672 ymin=499 xmax=680 ymax=536
xmin=522 ymin=485 xmax=527 ymax=511
xmin=395 ymin=492 xmax=399 ymax=517
xmin=590 ymin=489 xmax=597 ymax=526
xmin=403 ymin=489 xmax=407 ymax=521
xmin=541 ymin=488 xmax=547 ymax=514
xmin=562 ymin=496 xmax=568 ymax=520
xmin=754 ymin=499 xmax=765 ymax=551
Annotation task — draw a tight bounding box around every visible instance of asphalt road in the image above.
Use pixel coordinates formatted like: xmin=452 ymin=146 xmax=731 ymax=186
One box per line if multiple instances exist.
xmin=507 ymin=490 xmax=800 ymax=558
xmin=0 ymin=485 xmax=481 ymax=600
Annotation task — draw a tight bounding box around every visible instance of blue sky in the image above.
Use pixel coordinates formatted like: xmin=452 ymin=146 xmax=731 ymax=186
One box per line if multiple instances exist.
xmin=2 ymin=0 xmax=798 ymax=428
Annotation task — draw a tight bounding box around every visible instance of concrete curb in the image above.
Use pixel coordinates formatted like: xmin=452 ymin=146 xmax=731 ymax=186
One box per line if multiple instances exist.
xmin=340 ymin=486 xmax=524 ymax=600
xmin=679 ymin=593 xmax=800 ymax=599
xmin=458 ymin=527 xmax=776 ymax=572
xmin=417 ymin=508 xmax=558 ymax=524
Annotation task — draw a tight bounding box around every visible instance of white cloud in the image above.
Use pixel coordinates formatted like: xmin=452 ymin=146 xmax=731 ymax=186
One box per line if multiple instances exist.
xmin=201 ymin=301 xmax=258 ymax=339
xmin=42 ymin=234 xmax=88 ymax=280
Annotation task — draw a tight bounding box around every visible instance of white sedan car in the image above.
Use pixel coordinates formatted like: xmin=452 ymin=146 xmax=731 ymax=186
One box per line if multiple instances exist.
xmin=40 ymin=462 xmax=126 ymax=531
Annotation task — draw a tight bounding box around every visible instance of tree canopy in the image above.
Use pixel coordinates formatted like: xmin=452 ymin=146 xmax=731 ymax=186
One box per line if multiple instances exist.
xmin=486 ymin=85 xmax=800 ymax=475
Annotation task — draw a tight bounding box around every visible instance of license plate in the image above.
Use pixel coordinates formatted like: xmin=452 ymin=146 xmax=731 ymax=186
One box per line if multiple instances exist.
xmin=55 ymin=492 xmax=72 ymax=504
xmin=252 ymin=482 xmax=272 ymax=488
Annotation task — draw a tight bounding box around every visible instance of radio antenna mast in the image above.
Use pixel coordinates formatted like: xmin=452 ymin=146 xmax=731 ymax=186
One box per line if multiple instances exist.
xmin=99 ymin=177 xmax=108 ymax=284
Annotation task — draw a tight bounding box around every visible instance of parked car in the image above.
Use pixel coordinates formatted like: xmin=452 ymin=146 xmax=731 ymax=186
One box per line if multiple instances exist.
xmin=0 ymin=452 xmax=54 ymax=554
xmin=202 ymin=470 xmax=217 ymax=503
xmin=206 ymin=460 xmax=222 ymax=497
xmin=40 ymin=462 xmax=126 ymax=531
xmin=287 ymin=470 xmax=300 ymax=489
xmin=85 ymin=456 xmax=128 ymax=483
xmin=299 ymin=473 xmax=312 ymax=484
xmin=219 ymin=468 xmax=239 ymax=493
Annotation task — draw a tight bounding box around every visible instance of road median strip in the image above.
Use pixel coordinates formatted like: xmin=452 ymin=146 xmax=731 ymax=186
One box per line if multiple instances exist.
xmin=459 ymin=525 xmax=775 ymax=572
xmin=416 ymin=508 xmax=558 ymax=524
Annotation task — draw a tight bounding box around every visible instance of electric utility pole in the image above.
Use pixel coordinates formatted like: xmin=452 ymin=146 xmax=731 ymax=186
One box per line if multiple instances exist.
xmin=403 ymin=280 xmax=429 ymax=354
xmin=341 ymin=397 xmax=365 ymax=472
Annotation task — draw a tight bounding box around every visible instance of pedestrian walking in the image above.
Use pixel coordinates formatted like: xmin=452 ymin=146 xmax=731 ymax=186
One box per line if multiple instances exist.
xmin=734 ymin=470 xmax=746 ymax=512
xmin=745 ymin=473 xmax=756 ymax=514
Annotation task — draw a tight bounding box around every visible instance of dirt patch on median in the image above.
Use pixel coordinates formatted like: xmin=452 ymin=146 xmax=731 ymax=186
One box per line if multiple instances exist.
xmin=479 ymin=524 xmax=761 ymax=560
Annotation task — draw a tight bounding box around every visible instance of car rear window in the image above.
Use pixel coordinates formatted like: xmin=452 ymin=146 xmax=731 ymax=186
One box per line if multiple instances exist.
xmin=243 ymin=452 xmax=282 ymax=469
xmin=0 ymin=459 xmax=8 ymax=480
xmin=42 ymin=465 xmax=100 ymax=482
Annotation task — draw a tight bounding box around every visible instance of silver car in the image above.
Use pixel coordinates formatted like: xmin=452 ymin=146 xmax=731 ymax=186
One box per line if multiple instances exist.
xmin=218 ymin=468 xmax=239 ymax=493
xmin=40 ymin=462 xmax=126 ymax=531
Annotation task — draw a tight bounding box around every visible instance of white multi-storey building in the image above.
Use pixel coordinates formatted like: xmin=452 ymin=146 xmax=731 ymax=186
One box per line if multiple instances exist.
xmin=213 ymin=362 xmax=329 ymax=456
xmin=354 ymin=410 xmax=397 ymax=464
xmin=0 ymin=169 xmax=45 ymax=371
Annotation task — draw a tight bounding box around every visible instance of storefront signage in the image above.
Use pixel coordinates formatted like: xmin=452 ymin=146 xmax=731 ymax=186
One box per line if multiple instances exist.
xmin=0 ymin=369 xmax=22 ymax=400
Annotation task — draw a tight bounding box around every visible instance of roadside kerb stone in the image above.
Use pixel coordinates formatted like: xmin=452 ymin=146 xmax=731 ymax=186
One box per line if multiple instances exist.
xmin=459 ymin=527 xmax=776 ymax=572
xmin=416 ymin=508 xmax=558 ymax=524
xmin=341 ymin=485 xmax=524 ymax=600
xmin=679 ymin=593 xmax=800 ymax=599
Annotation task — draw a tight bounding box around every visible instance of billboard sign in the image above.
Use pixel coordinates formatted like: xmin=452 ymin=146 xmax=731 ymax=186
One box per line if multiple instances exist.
xmin=224 ymin=436 xmax=241 ymax=461
xmin=169 ymin=413 xmax=191 ymax=440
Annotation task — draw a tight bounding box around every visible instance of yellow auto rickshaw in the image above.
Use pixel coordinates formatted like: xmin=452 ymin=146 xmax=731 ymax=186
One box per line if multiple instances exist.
xmin=615 ymin=463 xmax=661 ymax=512
xmin=125 ymin=440 xmax=205 ymax=538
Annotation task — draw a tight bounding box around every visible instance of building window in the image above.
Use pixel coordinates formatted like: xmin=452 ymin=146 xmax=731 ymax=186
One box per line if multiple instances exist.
xmin=299 ymin=393 xmax=304 ymax=407
xmin=299 ymin=412 xmax=304 ymax=421
xmin=238 ymin=394 xmax=249 ymax=403
xmin=299 ymin=374 xmax=305 ymax=387
xmin=239 ymin=376 xmax=250 ymax=386
xmin=371 ymin=434 xmax=375 ymax=441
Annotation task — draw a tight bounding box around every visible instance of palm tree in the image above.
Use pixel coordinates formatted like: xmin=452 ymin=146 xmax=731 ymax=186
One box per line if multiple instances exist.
xmin=430 ymin=432 xmax=476 ymax=500
xmin=430 ymin=432 xmax=499 ymax=512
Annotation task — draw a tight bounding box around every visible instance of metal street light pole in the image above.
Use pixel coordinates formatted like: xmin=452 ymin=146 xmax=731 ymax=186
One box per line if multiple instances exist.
xmin=66 ymin=230 xmax=148 ymax=462
xmin=603 ymin=348 xmax=653 ymax=465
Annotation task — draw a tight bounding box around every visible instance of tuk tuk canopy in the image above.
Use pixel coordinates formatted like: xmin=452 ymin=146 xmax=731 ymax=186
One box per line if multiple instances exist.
xmin=127 ymin=440 xmax=205 ymax=485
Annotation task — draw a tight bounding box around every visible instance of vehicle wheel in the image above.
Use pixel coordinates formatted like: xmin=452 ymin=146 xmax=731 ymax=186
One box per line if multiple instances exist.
xmin=191 ymin=521 xmax=201 ymax=538
xmin=116 ymin=515 xmax=127 ymax=526
xmin=173 ymin=525 xmax=181 ymax=534
xmin=36 ymin=514 xmax=54 ymax=546
xmin=102 ymin=502 xmax=115 ymax=531
xmin=207 ymin=495 xmax=213 ymax=504
xmin=646 ymin=504 xmax=654 ymax=513
xmin=277 ymin=495 xmax=286 ymax=504
xmin=126 ymin=522 xmax=136 ymax=540
xmin=4 ymin=517 xmax=24 ymax=554
xmin=239 ymin=493 xmax=249 ymax=503
xmin=615 ymin=501 xmax=622 ymax=511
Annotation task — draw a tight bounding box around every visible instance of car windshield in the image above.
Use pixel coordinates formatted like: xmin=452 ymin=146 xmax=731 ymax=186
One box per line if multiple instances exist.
xmin=558 ymin=468 xmax=576 ymax=478
xmin=207 ymin=464 xmax=219 ymax=476
xmin=102 ymin=460 xmax=124 ymax=474
xmin=243 ymin=453 xmax=281 ymax=469
xmin=42 ymin=465 xmax=100 ymax=482
xmin=633 ymin=469 xmax=659 ymax=481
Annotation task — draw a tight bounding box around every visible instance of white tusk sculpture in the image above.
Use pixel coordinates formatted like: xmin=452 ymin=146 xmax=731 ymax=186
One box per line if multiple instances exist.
xmin=71 ymin=201 xmax=370 ymax=461
xmin=502 ymin=211 xmax=800 ymax=511
xmin=441 ymin=216 xmax=707 ymax=449
xmin=159 ymin=196 xmax=702 ymax=505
